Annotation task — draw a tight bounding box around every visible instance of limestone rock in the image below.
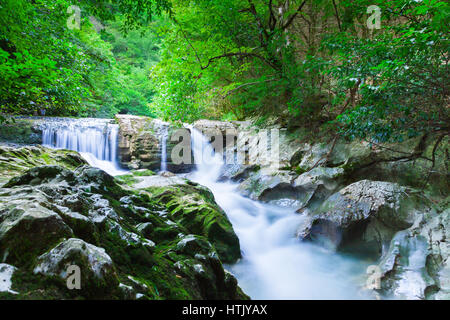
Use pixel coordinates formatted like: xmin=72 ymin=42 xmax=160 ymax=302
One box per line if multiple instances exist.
xmin=237 ymin=167 xmax=298 ymax=205
xmin=146 ymin=184 xmax=241 ymax=263
xmin=293 ymin=167 xmax=344 ymax=210
xmin=0 ymin=146 xmax=247 ymax=300
xmin=115 ymin=115 xmax=161 ymax=171
xmin=297 ymin=180 xmax=426 ymax=254
xmin=116 ymin=115 xmax=194 ymax=173
xmin=0 ymin=145 xmax=86 ymax=185
xmin=0 ymin=198 xmax=73 ymax=266
xmin=34 ymin=238 xmax=119 ymax=297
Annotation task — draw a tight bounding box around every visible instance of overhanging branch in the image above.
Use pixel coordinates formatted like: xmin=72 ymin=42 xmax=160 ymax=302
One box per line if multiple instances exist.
xmin=282 ymin=0 xmax=307 ymax=30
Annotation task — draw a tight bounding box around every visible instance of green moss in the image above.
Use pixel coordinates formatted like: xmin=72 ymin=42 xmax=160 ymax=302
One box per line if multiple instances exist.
xmin=115 ymin=174 xmax=140 ymax=186
xmin=0 ymin=145 xmax=87 ymax=183
xmin=132 ymin=169 xmax=155 ymax=177
xmin=40 ymin=153 xmax=51 ymax=164
xmin=295 ymin=166 xmax=308 ymax=175
xmin=144 ymin=184 xmax=241 ymax=263
xmin=0 ymin=148 xmax=246 ymax=300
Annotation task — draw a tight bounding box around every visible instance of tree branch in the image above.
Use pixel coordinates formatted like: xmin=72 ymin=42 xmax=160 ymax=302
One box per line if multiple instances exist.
xmin=332 ymin=0 xmax=342 ymax=32
xmin=282 ymin=0 xmax=307 ymax=30
xmin=220 ymin=78 xmax=279 ymax=98
xmin=268 ymin=0 xmax=277 ymax=31
xmin=201 ymin=51 xmax=280 ymax=71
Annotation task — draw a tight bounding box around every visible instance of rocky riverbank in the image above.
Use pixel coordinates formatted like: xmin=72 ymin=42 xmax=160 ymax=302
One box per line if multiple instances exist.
xmin=199 ymin=120 xmax=449 ymax=300
xmin=0 ymin=115 xmax=448 ymax=300
xmin=0 ymin=145 xmax=246 ymax=300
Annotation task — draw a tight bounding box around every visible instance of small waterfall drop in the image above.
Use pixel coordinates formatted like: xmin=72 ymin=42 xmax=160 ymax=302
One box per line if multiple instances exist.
xmin=41 ymin=118 xmax=127 ymax=176
xmin=189 ymin=128 xmax=372 ymax=299
xmin=160 ymin=125 xmax=168 ymax=172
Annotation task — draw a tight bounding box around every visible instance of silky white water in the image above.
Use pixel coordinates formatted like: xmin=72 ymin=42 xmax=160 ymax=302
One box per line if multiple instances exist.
xmin=160 ymin=125 xmax=168 ymax=171
xmin=189 ymin=128 xmax=372 ymax=299
xmin=41 ymin=118 xmax=127 ymax=176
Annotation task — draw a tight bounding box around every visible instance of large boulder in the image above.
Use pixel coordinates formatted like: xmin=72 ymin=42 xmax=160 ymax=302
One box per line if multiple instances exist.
xmin=0 ymin=145 xmax=86 ymax=185
xmin=0 ymin=147 xmax=248 ymax=300
xmin=297 ymin=180 xmax=427 ymax=255
xmin=293 ymin=167 xmax=345 ymax=210
xmin=115 ymin=115 xmax=161 ymax=171
xmin=116 ymin=115 xmax=194 ymax=173
xmin=0 ymin=191 xmax=73 ymax=266
xmin=144 ymin=184 xmax=241 ymax=264
xmin=0 ymin=118 xmax=42 ymax=145
xmin=34 ymin=238 xmax=119 ymax=297
xmin=193 ymin=119 xmax=239 ymax=138
xmin=238 ymin=167 xmax=297 ymax=201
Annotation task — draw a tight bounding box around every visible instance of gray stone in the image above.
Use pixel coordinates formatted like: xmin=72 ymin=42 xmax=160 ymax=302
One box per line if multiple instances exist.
xmin=0 ymin=199 xmax=73 ymax=266
xmin=297 ymin=180 xmax=426 ymax=254
xmin=34 ymin=238 xmax=119 ymax=295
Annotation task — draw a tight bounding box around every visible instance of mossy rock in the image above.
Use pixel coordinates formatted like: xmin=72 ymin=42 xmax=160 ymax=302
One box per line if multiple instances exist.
xmin=145 ymin=184 xmax=241 ymax=264
xmin=0 ymin=119 xmax=42 ymax=145
xmin=0 ymin=202 xmax=73 ymax=267
xmin=0 ymin=145 xmax=86 ymax=185
xmin=33 ymin=238 xmax=120 ymax=299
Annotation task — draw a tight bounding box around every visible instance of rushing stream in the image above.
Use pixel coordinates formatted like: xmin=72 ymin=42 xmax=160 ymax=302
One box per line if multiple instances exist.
xmin=189 ymin=128 xmax=373 ymax=299
xmin=39 ymin=118 xmax=373 ymax=299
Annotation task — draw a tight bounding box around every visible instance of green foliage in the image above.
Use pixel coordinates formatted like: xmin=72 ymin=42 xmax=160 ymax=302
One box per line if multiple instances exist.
xmin=0 ymin=0 xmax=169 ymax=119
xmin=326 ymin=0 xmax=449 ymax=142
xmin=148 ymin=0 xmax=448 ymax=141
xmin=0 ymin=0 xmax=93 ymax=116
xmin=1 ymin=0 xmax=448 ymax=143
xmin=85 ymin=18 xmax=164 ymax=118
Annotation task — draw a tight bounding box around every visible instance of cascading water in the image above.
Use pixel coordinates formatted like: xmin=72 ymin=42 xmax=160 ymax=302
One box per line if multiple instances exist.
xmin=160 ymin=125 xmax=168 ymax=172
xmin=41 ymin=118 xmax=127 ymax=176
xmin=189 ymin=128 xmax=373 ymax=299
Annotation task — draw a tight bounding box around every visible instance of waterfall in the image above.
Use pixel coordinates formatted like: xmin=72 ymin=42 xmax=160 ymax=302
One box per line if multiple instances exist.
xmin=189 ymin=128 xmax=373 ymax=299
xmin=160 ymin=125 xmax=168 ymax=172
xmin=41 ymin=118 xmax=127 ymax=176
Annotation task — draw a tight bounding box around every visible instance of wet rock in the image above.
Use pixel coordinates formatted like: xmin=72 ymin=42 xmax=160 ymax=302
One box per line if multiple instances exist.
xmin=116 ymin=115 xmax=194 ymax=173
xmin=238 ymin=167 xmax=298 ymax=201
xmin=0 ymin=145 xmax=86 ymax=185
xmin=293 ymin=167 xmax=344 ymax=210
xmin=193 ymin=120 xmax=238 ymax=137
xmin=136 ymin=222 xmax=153 ymax=238
xmin=116 ymin=115 xmax=161 ymax=171
xmin=175 ymin=235 xmax=213 ymax=257
xmin=118 ymin=283 xmax=134 ymax=298
xmin=219 ymin=164 xmax=259 ymax=182
xmin=297 ymin=180 xmax=426 ymax=254
xmin=108 ymin=221 xmax=155 ymax=250
xmin=146 ymin=184 xmax=241 ymax=263
xmin=53 ymin=205 xmax=98 ymax=244
xmin=3 ymin=165 xmax=70 ymax=188
xmin=0 ymin=118 xmax=42 ymax=145
xmin=133 ymin=174 xmax=188 ymax=188
xmin=34 ymin=238 xmax=119 ymax=297
xmin=0 ymin=199 xmax=73 ymax=266
xmin=0 ymin=146 xmax=248 ymax=300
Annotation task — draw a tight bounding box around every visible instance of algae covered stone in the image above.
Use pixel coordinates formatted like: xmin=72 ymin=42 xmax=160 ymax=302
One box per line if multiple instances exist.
xmin=145 ymin=184 xmax=241 ymax=263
